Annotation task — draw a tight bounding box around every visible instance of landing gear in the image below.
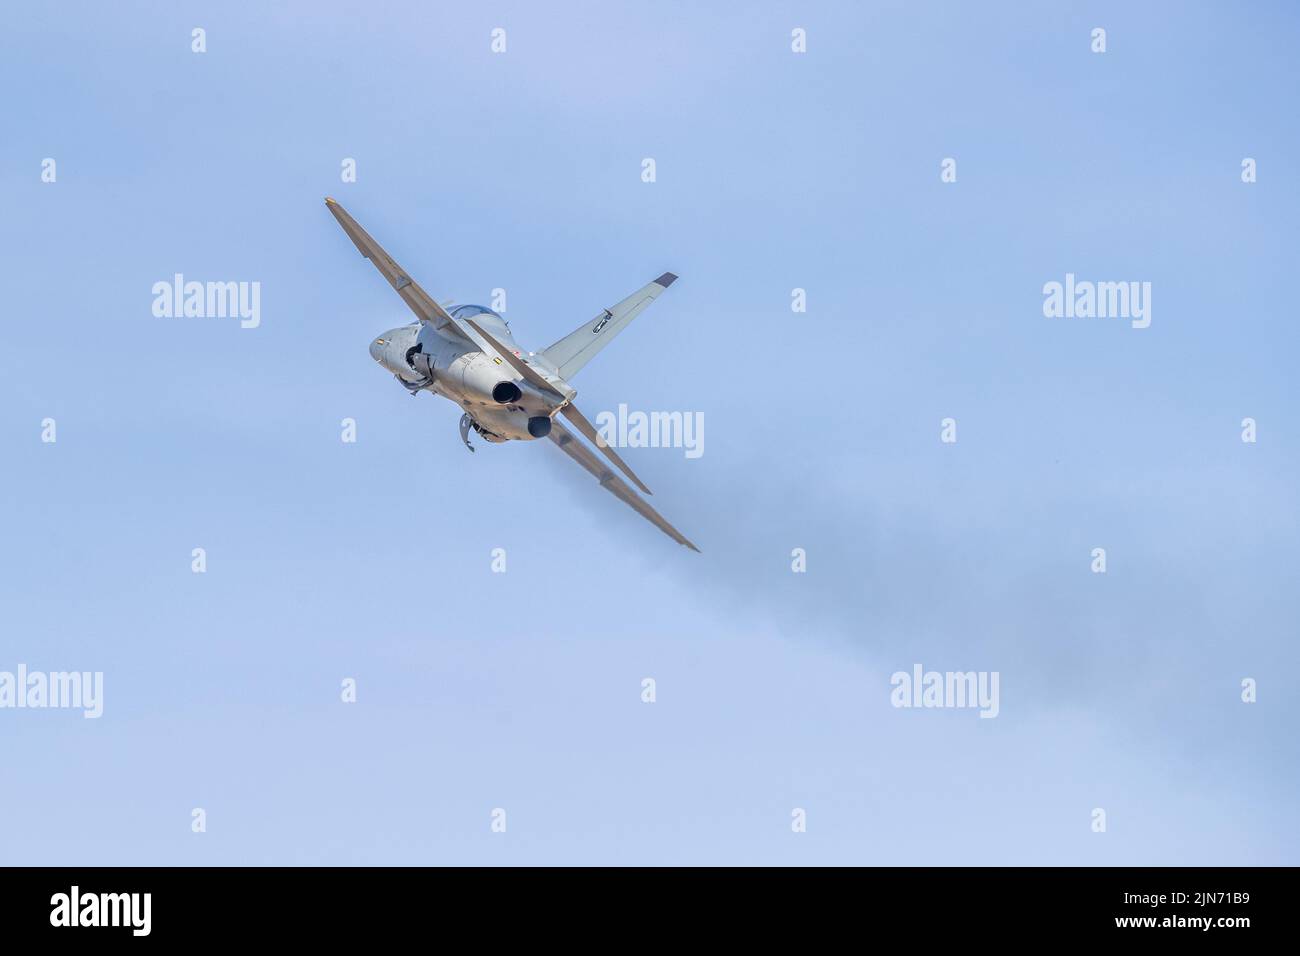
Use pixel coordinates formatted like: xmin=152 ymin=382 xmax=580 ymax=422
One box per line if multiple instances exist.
xmin=459 ymin=413 xmax=475 ymax=453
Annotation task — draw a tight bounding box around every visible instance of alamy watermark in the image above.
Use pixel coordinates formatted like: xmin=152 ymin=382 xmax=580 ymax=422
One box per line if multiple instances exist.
xmin=152 ymin=273 xmax=261 ymax=328
xmin=50 ymin=886 xmax=150 ymax=936
xmin=890 ymin=664 xmax=999 ymax=718
xmin=0 ymin=665 xmax=103 ymax=718
xmin=595 ymin=403 xmax=704 ymax=459
xmin=1042 ymin=273 xmax=1151 ymax=329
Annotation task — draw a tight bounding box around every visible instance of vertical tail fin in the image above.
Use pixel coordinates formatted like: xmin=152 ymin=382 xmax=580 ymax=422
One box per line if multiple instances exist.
xmin=540 ymin=273 xmax=677 ymax=379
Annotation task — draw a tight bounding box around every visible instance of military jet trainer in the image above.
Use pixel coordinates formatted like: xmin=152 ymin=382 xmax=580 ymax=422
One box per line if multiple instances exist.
xmin=325 ymin=198 xmax=698 ymax=551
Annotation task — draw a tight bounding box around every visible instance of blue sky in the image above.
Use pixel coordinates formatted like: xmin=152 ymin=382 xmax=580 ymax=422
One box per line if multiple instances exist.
xmin=1 ymin=0 xmax=1296 ymax=864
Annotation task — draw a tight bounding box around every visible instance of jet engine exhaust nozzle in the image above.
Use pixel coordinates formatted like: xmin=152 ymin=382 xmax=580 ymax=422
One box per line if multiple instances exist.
xmin=527 ymin=416 xmax=553 ymax=439
xmin=492 ymin=382 xmax=523 ymax=405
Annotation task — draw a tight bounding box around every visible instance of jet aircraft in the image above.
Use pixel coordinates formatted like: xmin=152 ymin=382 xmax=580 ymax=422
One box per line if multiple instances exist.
xmin=326 ymin=198 xmax=698 ymax=551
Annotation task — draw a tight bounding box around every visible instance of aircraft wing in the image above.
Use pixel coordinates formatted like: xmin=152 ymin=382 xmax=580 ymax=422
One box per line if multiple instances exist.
xmin=548 ymin=420 xmax=699 ymax=552
xmin=324 ymin=197 xmax=469 ymax=343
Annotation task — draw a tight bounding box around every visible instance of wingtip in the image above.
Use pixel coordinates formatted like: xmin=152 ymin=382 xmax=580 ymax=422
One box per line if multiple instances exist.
xmin=654 ymin=272 xmax=678 ymax=288
xmin=324 ymin=196 xmax=338 ymax=206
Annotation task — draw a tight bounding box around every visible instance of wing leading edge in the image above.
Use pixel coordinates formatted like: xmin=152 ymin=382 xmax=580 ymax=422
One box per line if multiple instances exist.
xmin=324 ymin=197 xmax=469 ymax=342
xmin=547 ymin=420 xmax=699 ymax=552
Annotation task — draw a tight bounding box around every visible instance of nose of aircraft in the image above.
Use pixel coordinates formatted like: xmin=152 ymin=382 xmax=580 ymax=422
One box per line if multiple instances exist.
xmin=369 ymin=337 xmax=385 ymax=362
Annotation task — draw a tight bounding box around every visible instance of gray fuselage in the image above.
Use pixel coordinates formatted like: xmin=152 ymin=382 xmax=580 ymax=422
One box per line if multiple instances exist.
xmin=369 ymin=311 xmax=560 ymax=442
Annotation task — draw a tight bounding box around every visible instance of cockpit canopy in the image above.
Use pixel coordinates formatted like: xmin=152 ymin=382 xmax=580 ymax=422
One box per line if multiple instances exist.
xmin=451 ymin=305 xmax=502 ymax=321
xmin=450 ymin=303 xmax=509 ymax=332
